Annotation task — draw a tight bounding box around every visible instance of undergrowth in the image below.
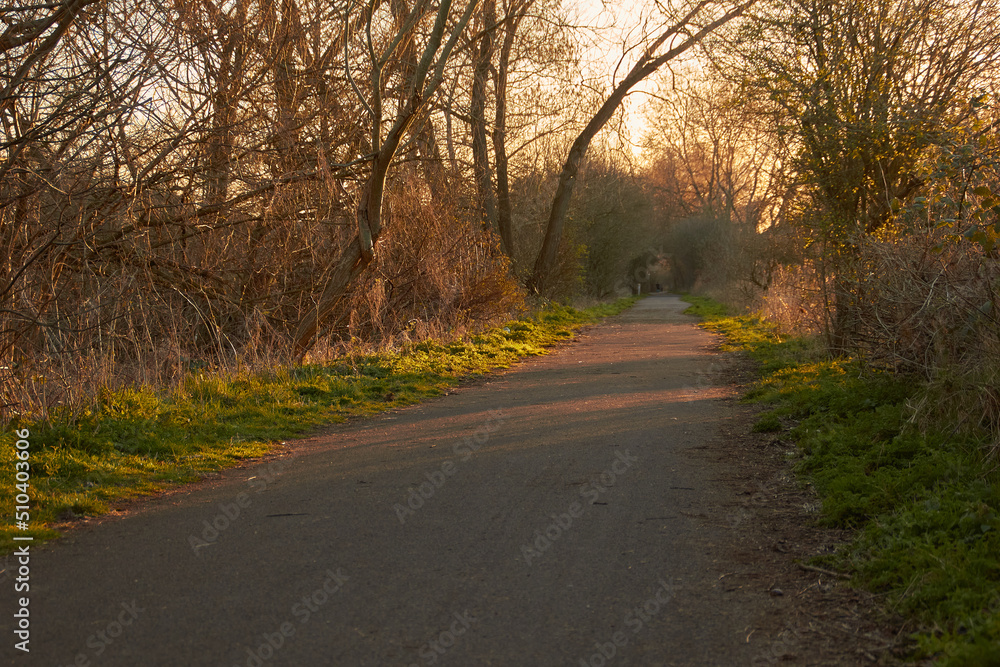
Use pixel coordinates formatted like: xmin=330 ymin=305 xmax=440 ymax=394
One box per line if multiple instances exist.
xmin=683 ymin=294 xmax=1000 ymax=666
xmin=0 ymin=297 xmax=638 ymax=554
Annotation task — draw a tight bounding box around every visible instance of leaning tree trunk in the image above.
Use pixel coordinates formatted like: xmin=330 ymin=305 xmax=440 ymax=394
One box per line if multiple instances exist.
xmin=528 ymin=0 xmax=751 ymax=293
xmin=291 ymin=0 xmax=479 ymax=357
xmin=292 ymin=147 xmax=396 ymax=357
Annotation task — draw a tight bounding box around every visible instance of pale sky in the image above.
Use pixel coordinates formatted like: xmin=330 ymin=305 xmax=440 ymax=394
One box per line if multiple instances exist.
xmin=568 ymin=0 xmax=679 ymax=157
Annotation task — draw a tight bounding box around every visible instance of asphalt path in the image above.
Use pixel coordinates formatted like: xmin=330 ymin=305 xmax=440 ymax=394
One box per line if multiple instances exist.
xmin=2 ymin=293 xmax=766 ymax=666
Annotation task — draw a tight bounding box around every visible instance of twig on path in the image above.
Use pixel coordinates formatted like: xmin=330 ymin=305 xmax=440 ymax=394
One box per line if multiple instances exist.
xmin=797 ymin=562 xmax=852 ymax=580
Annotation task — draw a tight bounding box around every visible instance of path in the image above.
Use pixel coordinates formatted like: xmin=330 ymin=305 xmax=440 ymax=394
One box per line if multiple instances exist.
xmin=2 ymin=294 xmax=860 ymax=666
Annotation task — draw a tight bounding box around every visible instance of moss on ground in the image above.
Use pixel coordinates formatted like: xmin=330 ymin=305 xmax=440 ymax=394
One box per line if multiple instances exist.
xmin=683 ymin=294 xmax=1000 ymax=666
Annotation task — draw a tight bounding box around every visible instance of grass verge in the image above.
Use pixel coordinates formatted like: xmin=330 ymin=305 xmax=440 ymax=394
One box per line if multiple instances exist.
xmin=683 ymin=294 xmax=1000 ymax=666
xmin=0 ymin=297 xmax=638 ymax=554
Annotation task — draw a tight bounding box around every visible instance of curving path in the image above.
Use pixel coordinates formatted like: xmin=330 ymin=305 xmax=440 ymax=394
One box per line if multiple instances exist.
xmin=4 ymin=294 xmax=791 ymax=666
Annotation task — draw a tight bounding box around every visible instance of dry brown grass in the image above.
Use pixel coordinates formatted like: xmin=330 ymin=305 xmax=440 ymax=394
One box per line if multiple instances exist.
xmin=731 ymin=225 xmax=1000 ymax=447
xmin=684 ymin=215 xmax=1000 ymax=447
xmin=758 ymin=263 xmax=831 ymax=335
xmin=849 ymin=227 xmax=1000 ymax=447
xmin=311 ymin=177 xmax=525 ymax=361
xmin=0 ymin=168 xmax=524 ymax=422
xmin=853 ymin=229 xmax=1000 ymax=376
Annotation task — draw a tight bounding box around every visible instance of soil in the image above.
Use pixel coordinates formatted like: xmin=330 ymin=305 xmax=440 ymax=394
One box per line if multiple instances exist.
xmin=704 ymin=351 xmax=915 ymax=665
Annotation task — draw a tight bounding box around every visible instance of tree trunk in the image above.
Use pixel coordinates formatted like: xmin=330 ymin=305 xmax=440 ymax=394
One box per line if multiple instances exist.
xmin=470 ymin=0 xmax=499 ymax=233
xmin=416 ymin=113 xmax=448 ymax=191
xmin=491 ymin=0 xmax=523 ymax=257
xmin=292 ymin=235 xmax=366 ymax=356
xmin=292 ymin=153 xmax=394 ymax=357
xmin=206 ymin=37 xmax=240 ymax=207
xmin=528 ymin=87 xmax=634 ymax=292
xmin=528 ymin=0 xmax=751 ymax=293
xmin=272 ymin=0 xmax=303 ymax=177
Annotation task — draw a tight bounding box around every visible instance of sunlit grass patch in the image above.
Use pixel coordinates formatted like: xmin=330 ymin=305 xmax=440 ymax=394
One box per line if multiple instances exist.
xmin=682 ymin=293 xmax=1000 ymax=665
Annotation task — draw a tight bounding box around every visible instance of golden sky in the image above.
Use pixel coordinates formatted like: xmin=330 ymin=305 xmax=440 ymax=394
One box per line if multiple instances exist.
xmin=569 ymin=0 xmax=679 ymax=156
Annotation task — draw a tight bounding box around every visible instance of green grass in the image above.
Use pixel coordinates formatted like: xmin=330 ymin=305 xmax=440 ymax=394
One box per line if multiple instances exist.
xmin=683 ymin=294 xmax=1000 ymax=666
xmin=0 ymin=297 xmax=638 ymax=553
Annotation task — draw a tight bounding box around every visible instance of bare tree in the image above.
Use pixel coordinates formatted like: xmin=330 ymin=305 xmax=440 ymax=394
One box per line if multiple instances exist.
xmin=488 ymin=0 xmax=537 ymax=257
xmin=469 ymin=0 xmax=499 ymax=234
xmin=642 ymin=73 xmax=786 ymax=294
xmin=528 ymin=0 xmax=752 ymax=293
xmin=292 ymin=0 xmax=481 ymax=356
